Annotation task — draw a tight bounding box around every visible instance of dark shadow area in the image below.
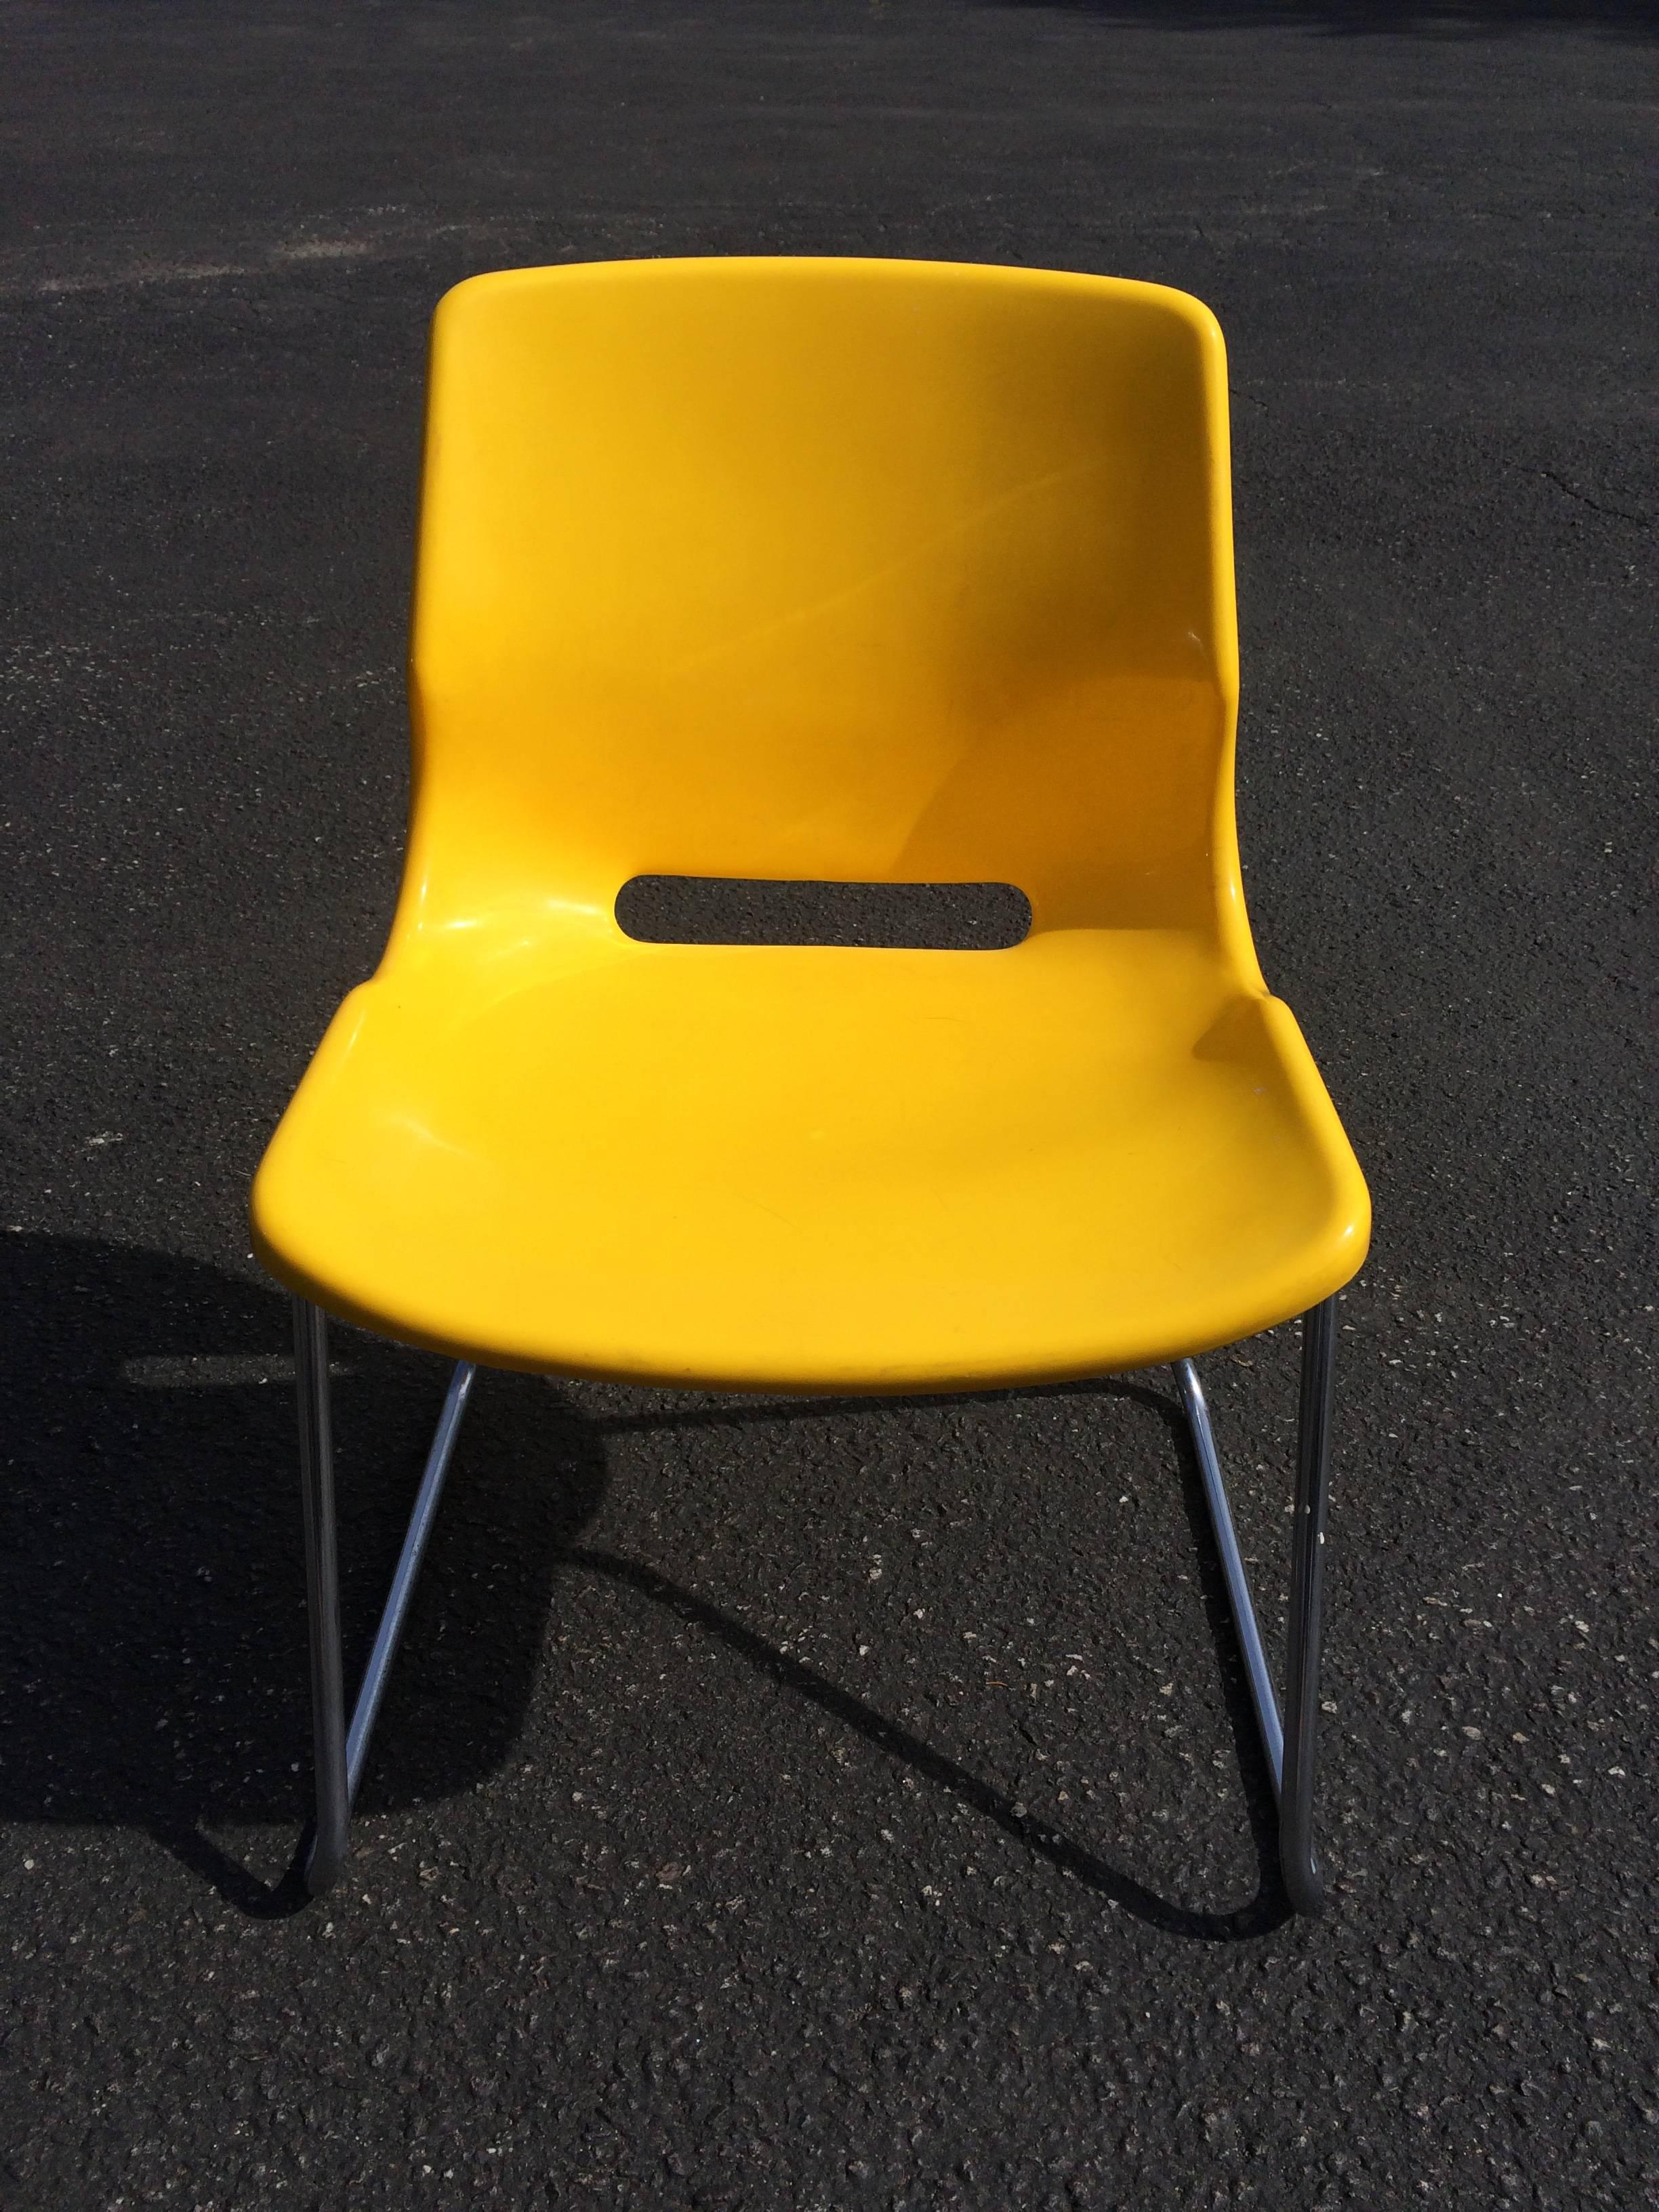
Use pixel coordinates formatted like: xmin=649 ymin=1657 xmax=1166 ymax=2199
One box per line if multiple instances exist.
xmin=615 ymin=876 xmax=1032 ymax=950
xmin=573 ymin=1538 xmax=1286 ymax=1941
xmin=579 ymin=1371 xmax=1292 ymax=1940
xmin=980 ymin=0 xmax=1657 ymax=34
xmin=0 ymin=1233 xmax=605 ymax=1906
xmin=1 ymin=1233 xmax=1288 ymax=1935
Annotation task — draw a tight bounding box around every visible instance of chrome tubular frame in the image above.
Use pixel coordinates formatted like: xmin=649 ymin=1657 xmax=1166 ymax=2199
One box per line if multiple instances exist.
xmin=289 ymin=1295 xmax=1337 ymax=1912
xmin=1175 ymin=1296 xmax=1336 ymax=1917
xmin=291 ymin=1296 xmax=476 ymax=1897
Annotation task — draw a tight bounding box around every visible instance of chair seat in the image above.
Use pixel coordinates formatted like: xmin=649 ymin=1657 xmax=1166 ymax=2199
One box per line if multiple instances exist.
xmin=251 ymin=918 xmax=1368 ymax=1392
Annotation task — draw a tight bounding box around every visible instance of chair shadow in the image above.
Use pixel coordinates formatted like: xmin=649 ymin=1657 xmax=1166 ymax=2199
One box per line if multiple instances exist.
xmin=582 ymin=1374 xmax=1292 ymax=1941
xmin=1 ymin=1232 xmax=1290 ymax=1936
xmin=0 ymin=1231 xmax=605 ymax=1915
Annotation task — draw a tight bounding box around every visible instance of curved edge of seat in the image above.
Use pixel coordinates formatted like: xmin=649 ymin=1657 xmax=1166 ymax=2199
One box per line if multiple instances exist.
xmin=247 ymin=1229 xmax=1370 ymax=1396
xmin=249 ymin=970 xmax=1370 ymax=1395
xmin=249 ymin=1206 xmax=1370 ymax=1401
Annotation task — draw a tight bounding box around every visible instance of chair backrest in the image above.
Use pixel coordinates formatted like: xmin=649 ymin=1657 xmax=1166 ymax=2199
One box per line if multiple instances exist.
xmin=406 ymin=257 xmax=1241 ymax=941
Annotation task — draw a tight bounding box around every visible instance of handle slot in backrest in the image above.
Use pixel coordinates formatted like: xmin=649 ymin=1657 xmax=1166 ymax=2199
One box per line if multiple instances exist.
xmin=615 ymin=877 xmax=1031 ymax=949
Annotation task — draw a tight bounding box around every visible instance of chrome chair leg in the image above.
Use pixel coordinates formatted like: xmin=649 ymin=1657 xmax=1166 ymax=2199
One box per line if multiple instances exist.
xmin=294 ymin=1296 xmax=349 ymax=1896
xmin=1281 ymin=1296 xmax=1336 ymax=1915
xmin=291 ymin=1296 xmax=477 ymax=1898
xmin=1174 ymin=1296 xmax=1337 ymax=1917
xmin=293 ymin=1295 xmax=1336 ymax=1910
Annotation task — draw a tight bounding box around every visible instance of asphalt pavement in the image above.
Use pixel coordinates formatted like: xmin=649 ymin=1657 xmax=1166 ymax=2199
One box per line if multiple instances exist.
xmin=2 ymin=3 xmax=1656 ymax=2206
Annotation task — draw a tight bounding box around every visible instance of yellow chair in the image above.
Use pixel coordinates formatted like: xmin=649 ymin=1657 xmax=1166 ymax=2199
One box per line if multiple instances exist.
xmin=252 ymin=257 xmax=1369 ymax=1915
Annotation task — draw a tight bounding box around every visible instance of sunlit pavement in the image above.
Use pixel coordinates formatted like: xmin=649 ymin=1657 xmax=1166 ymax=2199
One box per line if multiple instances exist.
xmin=2 ymin=5 xmax=1655 ymax=2205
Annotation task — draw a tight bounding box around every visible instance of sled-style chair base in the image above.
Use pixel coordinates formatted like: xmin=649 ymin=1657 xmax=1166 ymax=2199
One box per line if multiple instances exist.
xmin=289 ymin=1292 xmax=1338 ymax=1916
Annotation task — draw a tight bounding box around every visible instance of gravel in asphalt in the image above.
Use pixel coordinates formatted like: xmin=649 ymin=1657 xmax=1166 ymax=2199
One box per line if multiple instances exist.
xmin=1 ymin=3 xmax=1656 ymax=2207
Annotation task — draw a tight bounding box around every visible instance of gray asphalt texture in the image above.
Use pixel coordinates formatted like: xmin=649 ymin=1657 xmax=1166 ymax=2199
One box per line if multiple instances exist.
xmin=3 ymin=3 xmax=1656 ymax=2207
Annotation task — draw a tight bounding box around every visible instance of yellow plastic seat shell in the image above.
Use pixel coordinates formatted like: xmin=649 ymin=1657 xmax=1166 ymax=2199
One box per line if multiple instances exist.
xmin=251 ymin=254 xmax=1368 ymax=1393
